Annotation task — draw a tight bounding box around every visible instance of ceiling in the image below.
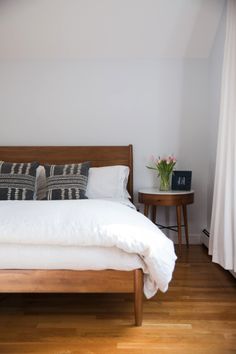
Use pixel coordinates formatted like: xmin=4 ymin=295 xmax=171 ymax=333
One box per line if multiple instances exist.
xmin=0 ymin=0 xmax=226 ymax=59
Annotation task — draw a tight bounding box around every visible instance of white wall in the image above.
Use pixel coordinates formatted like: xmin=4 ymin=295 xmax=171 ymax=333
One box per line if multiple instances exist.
xmin=0 ymin=59 xmax=209 ymax=241
xmin=0 ymin=0 xmax=225 ymax=242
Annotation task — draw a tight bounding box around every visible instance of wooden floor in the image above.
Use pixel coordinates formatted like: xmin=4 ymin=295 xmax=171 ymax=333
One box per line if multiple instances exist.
xmin=0 ymin=245 xmax=235 ymax=354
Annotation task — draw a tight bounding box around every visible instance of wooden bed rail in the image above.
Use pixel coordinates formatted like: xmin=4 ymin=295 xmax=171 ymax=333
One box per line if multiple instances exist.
xmin=0 ymin=269 xmax=143 ymax=326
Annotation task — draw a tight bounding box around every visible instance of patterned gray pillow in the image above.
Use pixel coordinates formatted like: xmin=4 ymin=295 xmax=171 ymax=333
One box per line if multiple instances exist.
xmin=0 ymin=161 xmax=38 ymax=200
xmin=44 ymin=162 xmax=90 ymax=200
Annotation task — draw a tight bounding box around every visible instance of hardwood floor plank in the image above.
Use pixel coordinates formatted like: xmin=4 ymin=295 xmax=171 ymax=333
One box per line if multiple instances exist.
xmin=0 ymin=245 xmax=235 ymax=353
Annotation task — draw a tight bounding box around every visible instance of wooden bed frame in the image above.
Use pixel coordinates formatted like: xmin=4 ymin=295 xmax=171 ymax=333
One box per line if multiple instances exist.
xmin=0 ymin=145 xmax=143 ymax=326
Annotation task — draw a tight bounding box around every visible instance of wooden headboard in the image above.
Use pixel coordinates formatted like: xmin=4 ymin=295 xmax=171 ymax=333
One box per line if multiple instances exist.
xmin=0 ymin=145 xmax=133 ymax=200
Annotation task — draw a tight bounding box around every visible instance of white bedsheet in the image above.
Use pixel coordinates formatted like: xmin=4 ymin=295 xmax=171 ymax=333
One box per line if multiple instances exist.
xmin=0 ymin=199 xmax=177 ymax=298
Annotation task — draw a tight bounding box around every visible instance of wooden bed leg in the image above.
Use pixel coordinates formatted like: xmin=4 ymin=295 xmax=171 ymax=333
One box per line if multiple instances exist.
xmin=134 ymin=269 xmax=143 ymax=326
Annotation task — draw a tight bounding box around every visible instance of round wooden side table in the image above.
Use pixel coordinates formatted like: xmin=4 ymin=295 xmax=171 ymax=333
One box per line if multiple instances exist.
xmin=138 ymin=188 xmax=194 ymax=254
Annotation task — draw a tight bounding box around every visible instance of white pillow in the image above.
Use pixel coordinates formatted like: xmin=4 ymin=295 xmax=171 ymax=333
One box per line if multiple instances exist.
xmin=86 ymin=165 xmax=131 ymax=199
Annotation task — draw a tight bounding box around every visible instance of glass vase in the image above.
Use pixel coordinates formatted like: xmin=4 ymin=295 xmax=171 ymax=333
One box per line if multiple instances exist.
xmin=159 ymin=175 xmax=171 ymax=191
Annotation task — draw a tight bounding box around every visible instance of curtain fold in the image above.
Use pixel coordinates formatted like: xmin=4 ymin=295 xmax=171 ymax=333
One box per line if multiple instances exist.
xmin=209 ymin=0 xmax=236 ymax=271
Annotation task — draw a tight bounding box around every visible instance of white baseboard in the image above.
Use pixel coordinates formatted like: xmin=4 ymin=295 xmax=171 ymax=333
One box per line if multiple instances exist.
xmin=201 ymin=232 xmax=209 ymax=248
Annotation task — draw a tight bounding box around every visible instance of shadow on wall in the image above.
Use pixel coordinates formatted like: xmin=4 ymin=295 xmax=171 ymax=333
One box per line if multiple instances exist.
xmin=162 ymin=3 xmax=214 ymax=241
xmin=176 ymin=1 xmax=226 ymax=241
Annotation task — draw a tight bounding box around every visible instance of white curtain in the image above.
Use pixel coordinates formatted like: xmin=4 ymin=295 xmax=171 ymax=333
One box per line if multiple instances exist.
xmin=209 ymin=0 xmax=236 ymax=272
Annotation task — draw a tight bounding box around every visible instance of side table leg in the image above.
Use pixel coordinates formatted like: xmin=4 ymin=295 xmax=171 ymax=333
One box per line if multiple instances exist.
xmin=152 ymin=205 xmax=157 ymax=224
xmin=182 ymin=205 xmax=189 ymax=247
xmin=176 ymin=205 xmax=182 ymax=255
xmin=144 ymin=204 xmax=149 ymax=217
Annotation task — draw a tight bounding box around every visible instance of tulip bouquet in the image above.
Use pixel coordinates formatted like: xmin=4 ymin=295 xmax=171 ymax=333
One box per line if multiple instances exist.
xmin=147 ymin=155 xmax=177 ymax=191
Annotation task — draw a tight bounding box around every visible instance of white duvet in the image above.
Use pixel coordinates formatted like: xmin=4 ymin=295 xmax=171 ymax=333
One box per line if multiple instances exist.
xmin=0 ymin=200 xmax=177 ymax=298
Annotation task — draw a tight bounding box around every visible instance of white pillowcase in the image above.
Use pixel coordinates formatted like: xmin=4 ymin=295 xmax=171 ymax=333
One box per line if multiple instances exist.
xmin=86 ymin=165 xmax=131 ymax=199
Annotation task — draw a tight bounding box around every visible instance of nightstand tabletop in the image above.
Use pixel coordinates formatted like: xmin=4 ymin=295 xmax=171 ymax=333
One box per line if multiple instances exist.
xmin=138 ymin=188 xmax=194 ymax=195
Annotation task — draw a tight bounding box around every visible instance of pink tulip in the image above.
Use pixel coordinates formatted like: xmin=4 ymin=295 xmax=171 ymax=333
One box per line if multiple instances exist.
xmin=172 ymin=156 xmax=177 ymax=163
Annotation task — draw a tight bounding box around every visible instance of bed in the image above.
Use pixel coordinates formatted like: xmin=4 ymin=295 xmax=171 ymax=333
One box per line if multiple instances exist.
xmin=0 ymin=145 xmax=176 ymax=326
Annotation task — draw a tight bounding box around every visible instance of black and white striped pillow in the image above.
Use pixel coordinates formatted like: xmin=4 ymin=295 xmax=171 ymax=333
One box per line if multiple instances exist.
xmin=0 ymin=161 xmax=38 ymax=200
xmin=44 ymin=162 xmax=90 ymax=200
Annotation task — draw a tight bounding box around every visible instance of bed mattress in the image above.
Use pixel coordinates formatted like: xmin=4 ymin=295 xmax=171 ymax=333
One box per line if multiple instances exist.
xmin=0 ymin=244 xmax=146 ymax=271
